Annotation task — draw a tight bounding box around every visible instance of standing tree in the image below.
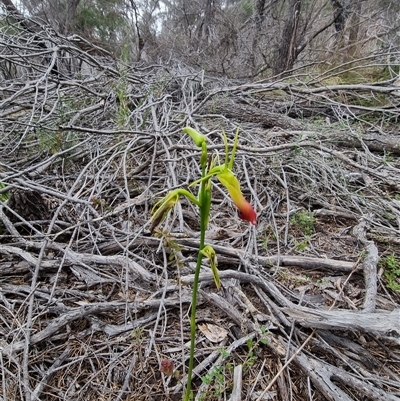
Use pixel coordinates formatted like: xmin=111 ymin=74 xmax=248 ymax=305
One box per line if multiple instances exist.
xmin=250 ymin=0 xmax=266 ymax=74
xmin=273 ymin=0 xmax=301 ymax=75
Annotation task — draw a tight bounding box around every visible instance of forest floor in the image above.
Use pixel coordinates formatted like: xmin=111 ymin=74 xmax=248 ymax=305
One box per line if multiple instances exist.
xmin=1 ymin=29 xmax=400 ymax=401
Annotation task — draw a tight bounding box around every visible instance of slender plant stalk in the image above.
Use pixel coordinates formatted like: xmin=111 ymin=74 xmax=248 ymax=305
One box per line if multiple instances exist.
xmin=183 ymin=236 xmax=204 ymax=401
xmin=150 ymin=127 xmax=256 ymax=400
xmin=184 ymin=170 xmax=209 ymax=401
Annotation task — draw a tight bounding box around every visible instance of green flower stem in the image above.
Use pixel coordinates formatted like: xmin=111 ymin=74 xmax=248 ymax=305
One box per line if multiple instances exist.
xmin=184 ymin=230 xmax=204 ymax=401
xmin=151 ymin=127 xmax=252 ymax=399
xmin=184 ymin=167 xmax=210 ymax=401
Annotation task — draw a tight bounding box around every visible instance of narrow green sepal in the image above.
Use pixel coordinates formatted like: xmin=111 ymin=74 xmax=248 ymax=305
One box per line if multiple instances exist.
xmin=177 ymin=188 xmax=202 ymax=207
xmin=189 ymin=165 xmax=225 ymax=188
xmin=229 ymin=128 xmax=240 ymax=170
xmin=222 ymin=130 xmax=228 ymax=167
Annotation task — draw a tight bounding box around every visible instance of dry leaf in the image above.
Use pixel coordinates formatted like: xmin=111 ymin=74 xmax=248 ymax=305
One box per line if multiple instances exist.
xmin=198 ymin=323 xmax=228 ymax=343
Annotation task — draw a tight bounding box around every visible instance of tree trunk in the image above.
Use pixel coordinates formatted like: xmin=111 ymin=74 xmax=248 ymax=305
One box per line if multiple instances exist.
xmin=62 ymin=0 xmax=81 ymax=35
xmin=250 ymin=0 xmax=266 ymax=74
xmin=347 ymin=0 xmax=362 ymax=59
xmin=273 ymin=0 xmax=301 ymax=75
xmin=194 ymin=0 xmax=216 ymax=49
xmin=330 ymin=0 xmax=347 ymax=33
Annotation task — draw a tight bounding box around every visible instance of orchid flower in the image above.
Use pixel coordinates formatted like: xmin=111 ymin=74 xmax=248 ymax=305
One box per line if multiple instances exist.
xmin=217 ymin=170 xmax=257 ymax=225
xmin=149 ymin=127 xmax=257 ymax=401
xmin=150 ymin=188 xmax=199 ymax=233
xmin=201 ymin=245 xmax=220 ymax=290
xmin=188 ymin=129 xmax=257 ymax=225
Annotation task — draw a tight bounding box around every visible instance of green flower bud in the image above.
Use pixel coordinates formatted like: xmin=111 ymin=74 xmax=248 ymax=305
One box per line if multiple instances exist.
xmin=183 ymin=127 xmax=207 ymax=147
xmin=201 ymin=245 xmax=220 ymax=290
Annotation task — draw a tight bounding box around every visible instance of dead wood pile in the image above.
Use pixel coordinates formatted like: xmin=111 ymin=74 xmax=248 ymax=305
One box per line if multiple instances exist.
xmin=1 ymin=17 xmax=400 ymax=401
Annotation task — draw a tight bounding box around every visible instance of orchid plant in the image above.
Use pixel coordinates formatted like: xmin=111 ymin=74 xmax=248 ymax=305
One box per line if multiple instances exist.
xmin=150 ymin=127 xmax=257 ymax=400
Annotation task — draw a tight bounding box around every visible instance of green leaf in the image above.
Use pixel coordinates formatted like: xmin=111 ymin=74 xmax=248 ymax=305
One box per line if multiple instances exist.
xmin=0 ymin=181 xmax=9 ymax=202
